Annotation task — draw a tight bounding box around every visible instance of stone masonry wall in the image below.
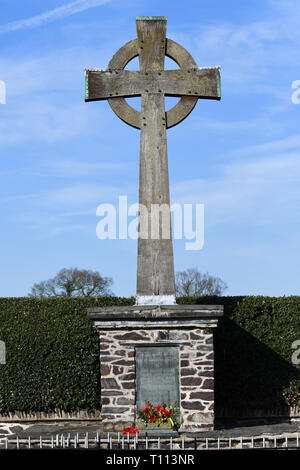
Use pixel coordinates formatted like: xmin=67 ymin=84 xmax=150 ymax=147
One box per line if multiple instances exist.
xmin=98 ymin=325 xmax=215 ymax=432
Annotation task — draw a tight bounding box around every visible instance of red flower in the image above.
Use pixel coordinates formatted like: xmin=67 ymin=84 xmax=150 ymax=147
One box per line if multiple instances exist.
xmin=149 ymin=415 xmax=157 ymax=423
xmin=122 ymin=426 xmax=139 ymax=435
xmin=163 ymin=409 xmax=171 ymax=416
xmin=141 ymin=407 xmax=150 ymax=413
xmin=155 ymin=404 xmax=164 ymax=412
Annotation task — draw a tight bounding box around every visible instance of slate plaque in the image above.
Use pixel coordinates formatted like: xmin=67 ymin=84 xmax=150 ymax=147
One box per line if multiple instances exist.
xmin=136 ymin=346 xmax=179 ymax=413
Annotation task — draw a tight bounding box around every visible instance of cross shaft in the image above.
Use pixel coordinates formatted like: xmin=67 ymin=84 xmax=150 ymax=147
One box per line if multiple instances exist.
xmin=136 ymin=18 xmax=174 ymax=303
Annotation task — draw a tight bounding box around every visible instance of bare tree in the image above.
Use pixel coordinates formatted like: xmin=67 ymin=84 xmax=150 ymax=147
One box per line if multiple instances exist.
xmin=28 ymin=268 xmax=113 ymax=298
xmin=175 ymin=268 xmax=227 ymax=297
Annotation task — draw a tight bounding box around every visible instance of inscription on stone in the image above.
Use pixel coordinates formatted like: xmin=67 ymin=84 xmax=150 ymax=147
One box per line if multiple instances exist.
xmin=136 ymin=346 xmax=179 ymax=412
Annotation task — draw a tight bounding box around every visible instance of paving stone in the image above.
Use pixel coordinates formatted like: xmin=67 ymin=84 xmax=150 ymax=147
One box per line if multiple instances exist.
xmin=0 ymin=420 xmax=298 ymax=441
xmin=9 ymin=426 xmax=24 ymax=433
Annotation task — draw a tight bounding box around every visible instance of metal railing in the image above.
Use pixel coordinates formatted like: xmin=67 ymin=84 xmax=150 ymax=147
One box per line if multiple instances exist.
xmin=0 ymin=432 xmax=299 ymax=450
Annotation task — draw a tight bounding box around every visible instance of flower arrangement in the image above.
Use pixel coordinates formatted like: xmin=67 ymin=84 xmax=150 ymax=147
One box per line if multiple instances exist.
xmin=139 ymin=401 xmax=180 ymax=430
xmin=282 ymin=379 xmax=300 ymax=411
xmin=122 ymin=426 xmax=139 ymax=435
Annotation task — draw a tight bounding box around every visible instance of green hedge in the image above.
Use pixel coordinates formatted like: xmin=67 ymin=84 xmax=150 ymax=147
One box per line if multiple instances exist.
xmin=0 ymin=297 xmax=134 ymax=414
xmin=178 ymin=296 xmax=300 ymax=413
xmin=0 ymin=296 xmax=299 ymax=415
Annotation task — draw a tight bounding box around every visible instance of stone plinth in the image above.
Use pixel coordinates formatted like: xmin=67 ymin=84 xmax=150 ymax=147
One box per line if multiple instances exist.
xmin=87 ymin=304 xmax=223 ymax=432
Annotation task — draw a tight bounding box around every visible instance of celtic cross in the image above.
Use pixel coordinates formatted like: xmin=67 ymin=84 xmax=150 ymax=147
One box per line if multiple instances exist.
xmin=85 ymin=17 xmax=221 ymax=305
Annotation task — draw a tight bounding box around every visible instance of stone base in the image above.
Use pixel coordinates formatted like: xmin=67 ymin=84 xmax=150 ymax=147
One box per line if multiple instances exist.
xmin=88 ymin=304 xmax=223 ymax=433
xmin=136 ymin=295 xmax=176 ymax=305
xmin=102 ymin=420 xmax=134 ymax=432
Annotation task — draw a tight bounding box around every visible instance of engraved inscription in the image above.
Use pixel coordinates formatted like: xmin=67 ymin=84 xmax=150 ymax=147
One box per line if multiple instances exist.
xmin=136 ymin=346 xmax=179 ymax=413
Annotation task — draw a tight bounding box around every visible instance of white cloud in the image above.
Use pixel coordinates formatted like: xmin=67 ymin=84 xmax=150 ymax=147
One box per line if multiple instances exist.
xmin=46 ymin=183 xmax=121 ymax=205
xmin=0 ymin=99 xmax=93 ymax=144
xmin=171 ymin=150 xmax=300 ymax=227
xmin=0 ymin=0 xmax=110 ymax=34
xmin=0 ymin=44 xmax=113 ymax=98
xmin=193 ymin=116 xmax=288 ymax=135
xmin=49 ymin=223 xmax=93 ymax=236
xmin=45 ymin=160 xmax=126 ymax=177
xmin=0 ymin=44 xmax=120 ymax=145
xmin=169 ymin=1 xmax=300 ymax=96
xmin=232 ymin=134 xmax=300 ymax=156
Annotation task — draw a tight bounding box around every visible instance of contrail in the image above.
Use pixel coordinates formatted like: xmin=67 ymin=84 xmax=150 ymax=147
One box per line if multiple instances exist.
xmin=0 ymin=0 xmax=110 ymax=34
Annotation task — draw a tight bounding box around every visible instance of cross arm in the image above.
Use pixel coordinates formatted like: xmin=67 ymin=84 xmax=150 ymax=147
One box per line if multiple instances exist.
xmin=85 ymin=67 xmax=221 ymax=101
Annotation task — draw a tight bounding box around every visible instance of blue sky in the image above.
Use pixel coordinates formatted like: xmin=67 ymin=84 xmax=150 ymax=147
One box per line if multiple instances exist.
xmin=0 ymin=0 xmax=300 ymax=297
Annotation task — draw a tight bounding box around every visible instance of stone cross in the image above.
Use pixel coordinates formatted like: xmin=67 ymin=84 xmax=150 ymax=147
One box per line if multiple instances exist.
xmin=85 ymin=17 xmax=221 ymax=305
